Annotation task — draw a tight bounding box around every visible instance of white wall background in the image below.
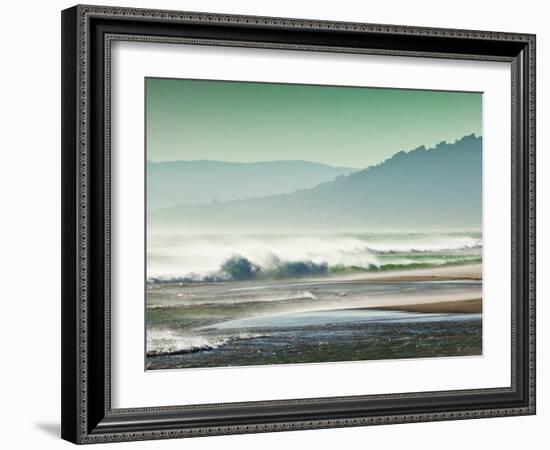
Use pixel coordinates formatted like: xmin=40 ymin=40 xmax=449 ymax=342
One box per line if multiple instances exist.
xmin=0 ymin=0 xmax=545 ymax=448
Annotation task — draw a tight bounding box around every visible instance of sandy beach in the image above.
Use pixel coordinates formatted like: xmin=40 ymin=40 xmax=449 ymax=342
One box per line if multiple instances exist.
xmin=382 ymin=298 xmax=481 ymax=313
xmin=369 ymin=264 xmax=481 ymax=313
xmin=374 ymin=264 xmax=481 ymax=313
xmin=325 ymin=264 xmax=482 ymax=314
xmin=146 ymin=263 xmax=483 ymax=368
xmin=342 ymin=263 xmax=482 ymax=283
xmin=372 ymin=264 xmax=483 ymax=314
xmin=147 ymin=261 xmax=483 ymax=368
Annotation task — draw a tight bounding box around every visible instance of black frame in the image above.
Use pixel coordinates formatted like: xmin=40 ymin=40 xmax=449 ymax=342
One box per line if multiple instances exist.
xmin=61 ymin=4 xmax=536 ymax=444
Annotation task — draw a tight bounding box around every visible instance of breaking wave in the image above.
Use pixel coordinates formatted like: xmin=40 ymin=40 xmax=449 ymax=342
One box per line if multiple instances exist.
xmin=147 ymin=255 xmax=481 ymax=284
xmin=367 ymin=242 xmax=482 ymax=255
xmin=147 ymin=328 xmax=265 ymax=356
xmin=147 ymin=290 xmax=317 ymax=308
xmin=146 ymin=232 xmax=482 ymax=284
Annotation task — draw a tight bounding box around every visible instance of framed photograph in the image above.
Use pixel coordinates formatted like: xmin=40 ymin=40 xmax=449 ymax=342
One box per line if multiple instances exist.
xmin=61 ymin=5 xmax=536 ymax=444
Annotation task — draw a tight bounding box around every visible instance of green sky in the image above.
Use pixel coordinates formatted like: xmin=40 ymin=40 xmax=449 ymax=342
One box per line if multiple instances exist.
xmin=146 ymin=78 xmax=482 ymax=169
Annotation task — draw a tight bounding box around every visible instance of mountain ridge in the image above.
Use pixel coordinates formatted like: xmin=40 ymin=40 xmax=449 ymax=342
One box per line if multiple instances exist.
xmin=150 ymin=134 xmax=482 ymax=230
xmin=147 ymin=159 xmax=357 ymax=210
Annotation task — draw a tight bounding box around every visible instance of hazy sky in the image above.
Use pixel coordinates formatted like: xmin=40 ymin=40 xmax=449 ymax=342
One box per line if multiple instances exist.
xmin=146 ymin=78 xmax=482 ymax=169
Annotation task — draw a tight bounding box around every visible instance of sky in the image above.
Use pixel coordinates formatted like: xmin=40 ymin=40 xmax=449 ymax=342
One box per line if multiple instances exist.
xmin=146 ymin=77 xmax=482 ymax=169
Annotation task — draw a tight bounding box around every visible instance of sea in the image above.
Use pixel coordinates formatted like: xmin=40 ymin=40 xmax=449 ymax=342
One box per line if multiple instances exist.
xmin=145 ymin=231 xmax=482 ymax=370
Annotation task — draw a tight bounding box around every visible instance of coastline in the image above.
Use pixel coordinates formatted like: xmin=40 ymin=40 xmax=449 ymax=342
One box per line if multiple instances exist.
xmin=148 ymin=263 xmax=483 ymax=315
xmin=147 ymin=262 xmax=483 ymax=368
xmin=380 ymin=298 xmax=482 ymax=314
xmin=337 ymin=263 xmax=482 ymax=283
xmin=368 ymin=264 xmax=482 ymax=314
xmin=331 ymin=264 xmax=482 ymax=314
xmin=367 ymin=264 xmax=482 ymax=314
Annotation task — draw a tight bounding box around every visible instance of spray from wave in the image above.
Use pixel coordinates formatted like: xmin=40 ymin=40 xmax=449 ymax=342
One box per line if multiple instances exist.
xmin=147 ymin=232 xmax=482 ymax=284
xmin=146 ymin=328 xmax=266 ymax=356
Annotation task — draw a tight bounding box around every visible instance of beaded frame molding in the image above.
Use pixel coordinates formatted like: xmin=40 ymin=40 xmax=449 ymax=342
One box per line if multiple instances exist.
xmin=61 ymin=4 xmax=536 ymax=444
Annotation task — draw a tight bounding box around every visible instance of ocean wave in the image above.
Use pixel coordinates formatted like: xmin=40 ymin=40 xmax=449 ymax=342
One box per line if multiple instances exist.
xmin=222 ymin=255 xmax=328 ymax=280
xmin=365 ymin=242 xmax=482 ymax=255
xmin=360 ymin=257 xmax=482 ymax=273
xmin=147 ymin=329 xmax=265 ymax=356
xmin=254 ymin=291 xmax=317 ymax=302
xmin=147 ymin=254 xmax=482 ymax=284
xmin=148 ymin=302 xmax=187 ymax=309
xmin=202 ymin=290 xmax=318 ymax=305
xmin=147 ymin=273 xmax=231 ymax=285
xmin=147 ymin=233 xmax=482 ymax=283
xmin=147 ymin=290 xmax=317 ymax=308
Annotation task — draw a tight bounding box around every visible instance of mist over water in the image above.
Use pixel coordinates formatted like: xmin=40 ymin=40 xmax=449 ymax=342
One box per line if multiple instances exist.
xmin=145 ymin=230 xmax=482 ymax=369
xmin=147 ymin=231 xmax=482 ymax=283
xmin=145 ymin=80 xmax=484 ymax=369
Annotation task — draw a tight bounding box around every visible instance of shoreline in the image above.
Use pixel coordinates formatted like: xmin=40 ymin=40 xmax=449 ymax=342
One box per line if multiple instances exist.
xmin=148 ymin=264 xmax=483 ymax=316
xmin=148 ymin=263 xmax=483 ymax=287
xmin=380 ymin=298 xmax=482 ymax=314
xmin=338 ymin=263 xmax=482 ymax=283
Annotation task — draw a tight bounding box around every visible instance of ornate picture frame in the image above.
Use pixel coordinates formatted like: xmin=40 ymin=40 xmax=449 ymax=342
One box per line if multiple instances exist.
xmin=61 ymin=5 xmax=535 ymax=444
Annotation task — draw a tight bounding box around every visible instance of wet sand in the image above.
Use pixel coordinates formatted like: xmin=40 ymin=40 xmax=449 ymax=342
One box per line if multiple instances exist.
xmin=147 ymin=263 xmax=483 ymax=369
xmin=331 ymin=265 xmax=482 ymax=314
xmin=343 ymin=263 xmax=482 ymax=283
xmin=382 ymin=298 xmax=482 ymax=314
xmin=368 ymin=264 xmax=482 ymax=314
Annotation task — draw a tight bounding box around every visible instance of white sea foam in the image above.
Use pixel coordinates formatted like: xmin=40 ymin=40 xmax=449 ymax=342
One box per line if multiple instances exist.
xmin=211 ymin=290 xmax=317 ymax=304
xmin=147 ymin=232 xmax=482 ymax=281
xmin=147 ymin=290 xmax=317 ymax=308
xmin=146 ymin=328 xmax=264 ymax=356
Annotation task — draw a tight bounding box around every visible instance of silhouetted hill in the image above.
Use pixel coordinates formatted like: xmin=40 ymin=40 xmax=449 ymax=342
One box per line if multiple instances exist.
xmin=150 ymin=135 xmax=482 ymax=230
xmin=147 ymin=160 xmax=357 ymax=210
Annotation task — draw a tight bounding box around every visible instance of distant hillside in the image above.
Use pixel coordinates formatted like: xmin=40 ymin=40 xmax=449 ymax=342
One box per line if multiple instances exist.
xmin=150 ymin=135 xmax=482 ymax=230
xmin=147 ymin=160 xmax=357 ymax=210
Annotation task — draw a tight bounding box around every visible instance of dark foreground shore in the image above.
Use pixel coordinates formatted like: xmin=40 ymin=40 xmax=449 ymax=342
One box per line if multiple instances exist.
xmin=146 ymin=263 xmax=483 ymax=370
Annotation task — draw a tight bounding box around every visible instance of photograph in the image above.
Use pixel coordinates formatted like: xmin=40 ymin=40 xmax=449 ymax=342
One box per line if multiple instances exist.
xmin=145 ymin=78 xmax=484 ymax=370
xmin=55 ymin=3 xmax=536 ymax=445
